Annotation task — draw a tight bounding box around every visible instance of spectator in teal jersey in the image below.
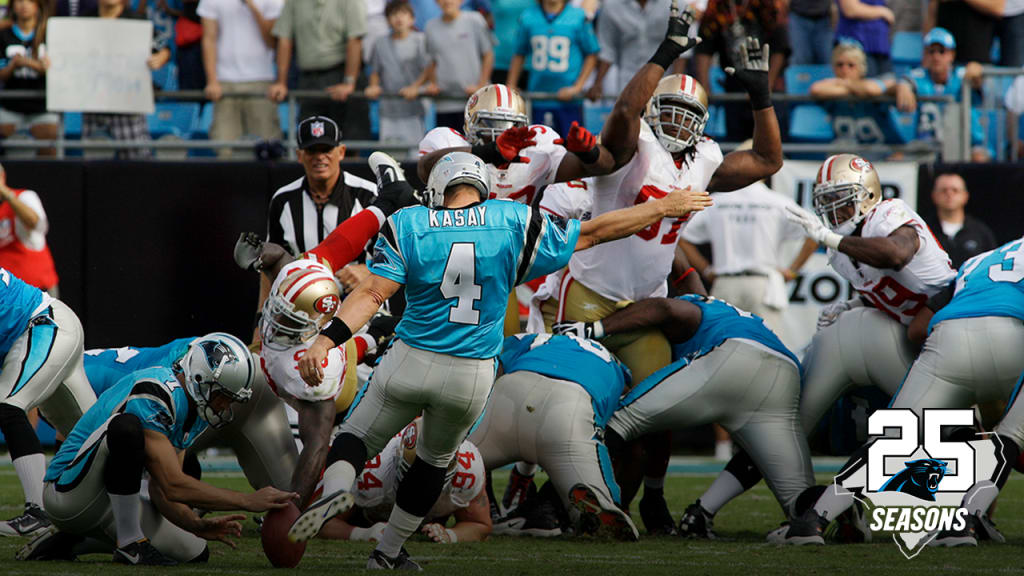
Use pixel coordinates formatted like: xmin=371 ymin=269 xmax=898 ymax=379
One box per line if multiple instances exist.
xmin=505 ymin=0 xmax=600 ymax=136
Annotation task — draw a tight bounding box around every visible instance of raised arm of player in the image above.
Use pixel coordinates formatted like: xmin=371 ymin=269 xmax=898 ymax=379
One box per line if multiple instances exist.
xmin=706 ymin=38 xmax=783 ymax=192
xmin=574 ymin=186 xmax=713 ymax=251
xmin=602 ymin=1 xmax=700 ymax=169
xmin=144 ymin=429 xmax=296 ymax=512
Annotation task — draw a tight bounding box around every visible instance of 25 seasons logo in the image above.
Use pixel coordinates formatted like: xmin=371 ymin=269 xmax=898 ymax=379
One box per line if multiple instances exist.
xmin=831 ymin=409 xmax=1009 ymax=558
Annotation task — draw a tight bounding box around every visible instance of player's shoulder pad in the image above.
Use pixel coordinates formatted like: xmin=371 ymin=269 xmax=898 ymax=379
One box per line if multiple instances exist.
xmin=696 ymin=137 xmax=724 ymax=163
xmin=529 ymin=124 xmax=562 ymax=148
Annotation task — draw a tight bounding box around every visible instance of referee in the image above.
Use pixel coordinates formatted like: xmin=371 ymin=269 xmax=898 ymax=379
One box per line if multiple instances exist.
xmin=254 ymin=115 xmax=377 ymax=346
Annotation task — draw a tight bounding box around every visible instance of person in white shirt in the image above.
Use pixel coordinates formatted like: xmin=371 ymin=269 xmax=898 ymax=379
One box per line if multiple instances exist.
xmin=198 ymin=0 xmax=283 ymax=157
xmin=678 ymin=141 xmax=818 ymax=336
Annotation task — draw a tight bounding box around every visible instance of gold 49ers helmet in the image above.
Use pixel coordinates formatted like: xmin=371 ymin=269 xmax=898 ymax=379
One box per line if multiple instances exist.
xmin=813 ymin=154 xmax=883 ymax=233
xmin=261 ymin=263 xmax=342 ymax=350
xmin=464 ymin=84 xmax=529 ymax=145
xmin=644 ymin=74 xmax=709 ymax=153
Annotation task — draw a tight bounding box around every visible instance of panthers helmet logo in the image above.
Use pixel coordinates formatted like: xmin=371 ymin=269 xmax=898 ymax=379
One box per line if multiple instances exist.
xmin=879 ymin=458 xmax=948 ymax=501
xmin=197 ymin=339 xmax=239 ymax=377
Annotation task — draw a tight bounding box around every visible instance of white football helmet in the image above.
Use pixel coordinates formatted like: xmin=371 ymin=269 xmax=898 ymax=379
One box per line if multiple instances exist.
xmin=813 ymin=154 xmax=883 ymax=234
xmin=179 ymin=333 xmax=254 ymax=428
xmin=261 ymin=262 xmax=342 ymax=350
xmin=464 ymin=84 xmax=529 ymax=145
xmin=644 ymin=74 xmax=710 ymax=153
xmin=425 ymin=151 xmax=490 ymax=209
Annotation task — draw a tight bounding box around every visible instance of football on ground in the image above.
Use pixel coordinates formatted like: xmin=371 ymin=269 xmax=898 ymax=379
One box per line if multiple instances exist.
xmin=261 ymin=502 xmax=306 ymax=568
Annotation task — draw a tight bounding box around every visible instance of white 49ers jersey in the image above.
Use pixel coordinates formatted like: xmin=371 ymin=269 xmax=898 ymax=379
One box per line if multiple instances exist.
xmin=539 ymin=179 xmax=593 ymax=221
xmin=260 ymin=342 xmax=348 ymax=404
xmin=418 ymin=125 xmax=567 ymax=205
xmin=828 ymin=198 xmax=955 ymax=325
xmin=569 ymin=122 xmax=723 ymax=302
xmin=354 ymin=434 xmax=485 ymax=523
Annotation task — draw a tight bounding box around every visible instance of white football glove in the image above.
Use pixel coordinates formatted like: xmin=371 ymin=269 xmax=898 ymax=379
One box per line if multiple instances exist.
xmin=784 ymin=205 xmax=843 ymax=250
xmin=422 ymin=523 xmax=457 ymax=543
xmin=817 ymin=297 xmax=864 ymax=330
xmin=349 ymin=522 xmax=387 ymax=542
xmin=551 ymin=320 xmax=605 ymax=340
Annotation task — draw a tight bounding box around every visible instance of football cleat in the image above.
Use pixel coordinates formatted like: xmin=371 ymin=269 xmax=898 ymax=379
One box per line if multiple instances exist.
xmin=765 ymin=521 xmax=789 ymax=544
xmin=288 ymin=489 xmax=354 ymax=543
xmin=367 ymin=547 xmax=422 ymax=571
xmin=493 ymin=492 xmax=563 ymax=538
xmin=501 ymin=467 xmax=536 ymax=515
xmin=639 ymin=492 xmax=678 ymax=536
xmin=677 ymin=500 xmax=717 ymax=539
xmin=0 ymin=503 xmax=52 ymax=538
xmin=781 ymin=509 xmax=827 ymax=545
xmin=974 ymin=513 xmax=1005 ymax=543
xmin=368 ymin=151 xmax=406 ymax=187
xmin=113 ymin=538 xmax=178 ymax=566
xmin=930 ymin=513 xmax=981 ymax=547
xmin=568 ymin=484 xmax=640 ymax=541
xmin=16 ymin=525 xmax=81 ymax=561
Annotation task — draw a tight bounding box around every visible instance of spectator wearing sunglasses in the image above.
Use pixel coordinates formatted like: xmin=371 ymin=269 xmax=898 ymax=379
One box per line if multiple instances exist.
xmin=888 ymin=27 xmax=988 ymax=161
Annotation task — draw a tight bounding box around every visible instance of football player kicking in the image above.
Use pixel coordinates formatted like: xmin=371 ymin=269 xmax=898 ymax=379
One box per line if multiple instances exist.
xmin=233 ymin=156 xmax=417 ymax=509
xmin=288 ymin=151 xmax=710 ymax=569
xmin=0 ymin=267 xmax=96 ymax=538
xmin=469 ymin=333 xmax=638 ymax=541
xmin=540 ymin=0 xmax=783 ymax=533
xmin=554 ymin=293 xmax=814 ymax=532
xmin=319 ymin=418 xmax=491 ymax=544
xmin=81 ymin=338 xmax=297 ymax=491
xmin=679 ymin=154 xmax=956 ymax=540
xmin=18 ymin=334 xmax=296 ymax=565
xmin=780 ymin=236 xmax=1024 ymax=545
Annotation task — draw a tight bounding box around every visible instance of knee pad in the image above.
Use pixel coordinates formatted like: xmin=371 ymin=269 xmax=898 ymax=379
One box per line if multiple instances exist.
xmin=395 ymin=456 xmax=447 ymax=517
xmin=105 ymin=413 xmax=145 ymax=495
xmin=723 ymin=450 xmax=764 ymax=491
xmin=327 ymin=432 xmax=367 ymax=474
xmin=0 ymin=403 xmax=42 ymax=459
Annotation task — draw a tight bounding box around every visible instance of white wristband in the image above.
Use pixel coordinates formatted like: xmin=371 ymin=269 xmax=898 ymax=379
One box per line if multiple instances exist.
xmin=822 ymin=231 xmax=843 ymax=251
xmin=445 ymin=528 xmax=458 ymax=543
xmin=592 ymin=320 xmax=605 ymax=339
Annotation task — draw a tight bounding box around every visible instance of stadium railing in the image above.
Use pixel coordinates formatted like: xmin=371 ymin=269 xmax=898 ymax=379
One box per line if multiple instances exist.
xmin=0 ymin=90 xmax=957 ymax=160
xmin=960 ymin=66 xmax=1024 ymax=162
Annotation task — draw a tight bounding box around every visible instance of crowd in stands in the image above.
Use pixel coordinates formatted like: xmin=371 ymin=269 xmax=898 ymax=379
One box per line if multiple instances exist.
xmin=0 ymin=0 xmax=1022 ymax=159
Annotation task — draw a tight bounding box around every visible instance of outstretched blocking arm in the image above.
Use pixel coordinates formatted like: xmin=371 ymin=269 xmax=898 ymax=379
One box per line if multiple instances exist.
xmin=291 ymin=399 xmax=339 ymax=507
xmin=602 ymin=1 xmax=700 ymax=169
xmin=574 ymin=187 xmax=713 ymax=251
xmin=556 ymin=297 xmax=701 ymax=344
xmin=834 ymin=226 xmax=920 ymax=270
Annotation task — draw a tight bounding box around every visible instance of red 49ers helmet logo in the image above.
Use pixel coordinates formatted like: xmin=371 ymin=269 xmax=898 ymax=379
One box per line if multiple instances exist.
xmin=314 ymin=294 xmax=339 ymax=314
xmin=402 ymin=423 xmax=418 ymax=450
xmin=850 ymin=157 xmax=873 ymax=172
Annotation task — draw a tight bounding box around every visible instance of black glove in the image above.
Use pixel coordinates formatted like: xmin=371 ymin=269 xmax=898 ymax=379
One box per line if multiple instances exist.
xmin=724 ymin=37 xmax=772 ymax=110
xmin=648 ymin=0 xmax=701 ymax=70
xmin=366 ymin=312 xmax=400 ymax=347
xmin=551 ymin=320 xmax=605 ymax=340
xmin=371 ymin=181 xmax=421 ymax=217
xmin=233 ymin=232 xmax=264 ymax=271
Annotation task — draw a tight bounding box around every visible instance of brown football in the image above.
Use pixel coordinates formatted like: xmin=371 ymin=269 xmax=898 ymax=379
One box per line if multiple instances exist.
xmin=261 ymin=503 xmax=306 ymax=568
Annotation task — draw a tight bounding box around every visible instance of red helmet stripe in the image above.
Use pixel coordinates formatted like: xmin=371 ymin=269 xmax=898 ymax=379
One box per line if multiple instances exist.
xmin=288 ymin=274 xmax=333 ymax=304
xmin=682 ymin=75 xmax=693 ymax=95
xmin=495 ymin=85 xmax=504 ymax=108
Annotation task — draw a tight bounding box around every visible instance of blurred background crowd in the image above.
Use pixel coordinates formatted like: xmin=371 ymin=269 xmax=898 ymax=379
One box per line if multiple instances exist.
xmin=1 ymin=0 xmax=1023 ymax=161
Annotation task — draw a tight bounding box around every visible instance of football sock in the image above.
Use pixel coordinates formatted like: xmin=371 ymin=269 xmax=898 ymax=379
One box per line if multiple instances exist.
xmin=321 ymin=433 xmax=368 ymax=497
xmin=321 ymin=460 xmax=358 ymax=498
xmin=700 ymin=471 xmax=744 ymax=515
xmin=12 ymin=453 xmax=45 ymax=507
xmin=375 ymin=505 xmax=422 ymax=558
xmin=515 ymin=462 xmax=537 ymax=476
xmin=812 ymin=486 xmax=855 ymax=521
xmin=109 ymin=494 xmax=145 ymax=548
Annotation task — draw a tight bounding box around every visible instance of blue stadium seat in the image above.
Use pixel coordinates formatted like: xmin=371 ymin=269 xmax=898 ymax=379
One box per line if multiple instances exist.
xmin=151 ymin=62 xmax=178 ymax=91
xmin=887 ymin=107 xmax=917 ymax=144
xmin=705 ymin=105 xmax=726 ymax=140
xmin=188 ymin=103 xmax=216 ymax=157
xmin=582 ymin=102 xmax=613 ymax=135
xmin=785 ymin=64 xmax=832 ymax=95
xmin=977 ymin=108 xmax=1005 ymax=160
xmin=63 ymin=112 xmax=82 ymax=139
xmin=278 ymin=103 xmax=293 ymax=138
xmin=148 ymin=102 xmax=201 ymax=139
xmin=891 ymin=32 xmax=923 ymax=67
xmin=370 ymin=101 xmax=379 ymax=140
xmin=789 ymin=104 xmax=834 ymax=142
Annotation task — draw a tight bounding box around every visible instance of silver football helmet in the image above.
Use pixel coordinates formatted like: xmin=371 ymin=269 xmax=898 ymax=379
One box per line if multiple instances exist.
xmin=179 ymin=333 xmax=254 ymax=428
xmin=425 ymin=151 xmax=490 ymax=209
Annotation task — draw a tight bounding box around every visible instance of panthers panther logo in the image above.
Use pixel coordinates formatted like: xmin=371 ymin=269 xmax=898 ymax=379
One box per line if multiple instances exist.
xmin=879 ymin=458 xmax=948 ymax=501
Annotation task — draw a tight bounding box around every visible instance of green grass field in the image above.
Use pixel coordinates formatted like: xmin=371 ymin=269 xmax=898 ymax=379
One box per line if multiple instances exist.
xmin=1 ymin=466 xmax=1022 ymax=575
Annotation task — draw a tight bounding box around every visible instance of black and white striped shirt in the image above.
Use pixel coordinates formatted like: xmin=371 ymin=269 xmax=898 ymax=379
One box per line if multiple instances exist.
xmin=267 ymin=171 xmax=378 ymax=257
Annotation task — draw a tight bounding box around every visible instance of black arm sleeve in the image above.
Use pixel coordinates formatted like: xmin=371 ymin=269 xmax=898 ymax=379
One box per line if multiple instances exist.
xmin=926 ymin=280 xmax=956 ymax=312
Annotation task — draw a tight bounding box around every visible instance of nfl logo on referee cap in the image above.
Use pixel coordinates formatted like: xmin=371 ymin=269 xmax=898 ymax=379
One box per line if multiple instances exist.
xmin=311 ymin=122 xmax=325 ymax=138
xmin=830 ymin=409 xmax=1009 ymax=559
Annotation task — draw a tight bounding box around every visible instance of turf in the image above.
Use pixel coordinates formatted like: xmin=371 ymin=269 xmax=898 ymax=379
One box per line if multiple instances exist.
xmin=1 ymin=467 xmax=1022 ymax=575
